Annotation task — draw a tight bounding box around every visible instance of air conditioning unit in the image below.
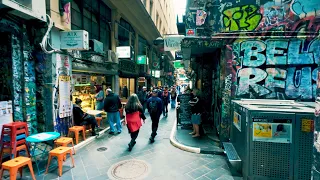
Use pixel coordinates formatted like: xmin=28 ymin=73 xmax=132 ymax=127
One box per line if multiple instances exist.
xmin=107 ymin=50 xmax=118 ymax=63
xmin=89 ymin=39 xmax=104 ymax=54
xmin=0 ymin=0 xmax=46 ymax=22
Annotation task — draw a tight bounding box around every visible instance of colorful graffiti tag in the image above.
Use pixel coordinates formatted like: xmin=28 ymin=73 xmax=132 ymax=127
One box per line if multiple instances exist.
xmin=222 ymin=5 xmax=263 ymax=31
xmin=234 ymin=39 xmax=319 ymax=101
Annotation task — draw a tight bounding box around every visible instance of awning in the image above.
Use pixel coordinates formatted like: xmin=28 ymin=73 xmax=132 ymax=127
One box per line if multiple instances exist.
xmin=72 ymin=62 xmax=117 ymax=75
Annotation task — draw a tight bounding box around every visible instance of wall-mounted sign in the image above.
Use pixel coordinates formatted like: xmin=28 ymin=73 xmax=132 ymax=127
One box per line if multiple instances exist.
xmin=186 ymin=29 xmax=196 ymax=37
xmin=137 ymin=55 xmax=146 ymax=64
xmin=154 ymin=70 xmax=160 ymax=78
xmin=60 ymin=30 xmax=89 ymax=50
xmin=174 ymin=61 xmax=184 ymax=68
xmin=175 ymin=51 xmax=183 ymax=60
xmin=138 ymin=77 xmax=146 ymax=82
xmin=164 ymin=35 xmax=184 ymax=51
xmin=116 ymin=46 xmax=131 ymax=58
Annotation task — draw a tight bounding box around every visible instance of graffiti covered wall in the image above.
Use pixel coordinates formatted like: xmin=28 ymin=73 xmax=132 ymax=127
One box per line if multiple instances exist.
xmin=233 ymin=38 xmax=319 ymax=101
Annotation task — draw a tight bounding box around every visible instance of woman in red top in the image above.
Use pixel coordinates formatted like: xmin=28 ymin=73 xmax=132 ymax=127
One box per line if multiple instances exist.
xmin=123 ymin=94 xmax=146 ymax=151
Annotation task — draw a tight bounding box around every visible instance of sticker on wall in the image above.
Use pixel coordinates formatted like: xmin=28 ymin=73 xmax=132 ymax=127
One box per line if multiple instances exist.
xmin=301 ymin=119 xmax=314 ymax=132
xmin=253 ymin=122 xmax=292 ymax=143
xmin=233 ymin=111 xmax=241 ymax=132
xmin=196 ymin=10 xmax=207 ymax=26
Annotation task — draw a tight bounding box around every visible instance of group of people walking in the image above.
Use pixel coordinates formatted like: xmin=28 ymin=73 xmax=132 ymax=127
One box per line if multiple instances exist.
xmin=72 ymin=85 xmax=178 ymax=151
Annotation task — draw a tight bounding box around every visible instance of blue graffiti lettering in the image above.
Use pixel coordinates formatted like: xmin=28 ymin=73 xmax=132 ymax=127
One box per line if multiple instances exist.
xmin=236 ymin=39 xmax=318 ymax=101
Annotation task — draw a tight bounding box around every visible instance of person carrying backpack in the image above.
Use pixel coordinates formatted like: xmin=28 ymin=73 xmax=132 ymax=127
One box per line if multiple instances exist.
xmin=147 ymin=89 xmax=163 ymax=143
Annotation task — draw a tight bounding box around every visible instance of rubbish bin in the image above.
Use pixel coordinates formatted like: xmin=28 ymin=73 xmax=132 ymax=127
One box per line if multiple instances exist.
xmin=224 ymin=99 xmax=314 ymax=180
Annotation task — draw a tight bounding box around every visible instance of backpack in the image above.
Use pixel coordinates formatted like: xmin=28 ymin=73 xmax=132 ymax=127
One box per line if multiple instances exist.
xmin=149 ymin=100 xmax=158 ymax=114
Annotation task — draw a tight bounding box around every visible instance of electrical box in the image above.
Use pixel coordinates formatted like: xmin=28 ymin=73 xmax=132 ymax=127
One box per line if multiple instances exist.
xmin=60 ymin=30 xmax=89 ymax=50
xmin=0 ymin=0 xmax=46 ymax=22
xmin=89 ymin=39 xmax=104 ymax=54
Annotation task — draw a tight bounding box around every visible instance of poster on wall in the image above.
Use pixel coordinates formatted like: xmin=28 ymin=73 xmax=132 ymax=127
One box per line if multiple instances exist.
xmin=59 ymin=75 xmax=71 ymax=118
xmin=0 ymin=101 xmax=13 ymax=136
xmin=253 ymin=122 xmax=292 ymax=143
xmin=233 ymin=111 xmax=241 ymax=132
xmin=56 ymin=53 xmax=70 ymax=74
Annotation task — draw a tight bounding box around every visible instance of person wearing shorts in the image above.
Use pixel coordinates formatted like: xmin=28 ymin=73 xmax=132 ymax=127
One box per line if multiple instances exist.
xmin=189 ymin=89 xmax=202 ymax=138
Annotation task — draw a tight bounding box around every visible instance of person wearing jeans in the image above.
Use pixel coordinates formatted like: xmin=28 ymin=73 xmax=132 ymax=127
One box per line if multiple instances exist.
xmin=104 ymin=88 xmax=122 ymax=134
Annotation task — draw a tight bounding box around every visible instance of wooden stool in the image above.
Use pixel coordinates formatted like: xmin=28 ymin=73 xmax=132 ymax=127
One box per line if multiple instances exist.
xmin=45 ymin=147 xmax=75 ymax=177
xmin=68 ymin=126 xmax=86 ymax=144
xmin=0 ymin=156 xmax=36 ymax=180
xmin=95 ymin=117 xmax=103 ymax=127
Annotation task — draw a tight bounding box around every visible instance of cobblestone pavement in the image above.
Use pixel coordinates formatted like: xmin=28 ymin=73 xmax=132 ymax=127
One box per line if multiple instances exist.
xmin=18 ymin=108 xmax=242 ymax=180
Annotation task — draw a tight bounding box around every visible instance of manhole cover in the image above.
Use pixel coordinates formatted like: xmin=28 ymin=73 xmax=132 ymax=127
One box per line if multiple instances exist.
xmin=97 ymin=147 xmax=108 ymax=152
xmin=108 ymin=159 xmax=150 ymax=180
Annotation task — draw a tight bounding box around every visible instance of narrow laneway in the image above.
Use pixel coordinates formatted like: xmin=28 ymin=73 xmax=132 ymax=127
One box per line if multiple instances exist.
xmin=42 ymin=108 xmax=237 ymax=180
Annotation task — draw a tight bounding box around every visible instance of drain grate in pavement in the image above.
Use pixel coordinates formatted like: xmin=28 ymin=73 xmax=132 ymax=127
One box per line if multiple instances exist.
xmin=108 ymin=159 xmax=150 ymax=179
xmin=97 ymin=147 xmax=108 ymax=152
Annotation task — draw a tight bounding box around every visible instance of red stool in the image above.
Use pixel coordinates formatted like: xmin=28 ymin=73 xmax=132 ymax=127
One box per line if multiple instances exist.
xmin=0 ymin=122 xmax=29 ymax=164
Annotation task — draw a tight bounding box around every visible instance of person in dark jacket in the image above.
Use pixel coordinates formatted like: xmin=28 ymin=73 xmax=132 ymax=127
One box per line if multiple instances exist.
xmin=122 ymin=86 xmax=128 ymax=99
xmin=137 ymin=86 xmax=148 ymax=113
xmin=147 ymin=90 xmax=163 ymax=143
xmin=189 ymin=89 xmax=202 ymax=138
xmin=104 ymin=89 xmax=122 ymax=134
xmin=162 ymin=86 xmax=170 ymax=116
xmin=73 ymin=98 xmax=98 ymax=136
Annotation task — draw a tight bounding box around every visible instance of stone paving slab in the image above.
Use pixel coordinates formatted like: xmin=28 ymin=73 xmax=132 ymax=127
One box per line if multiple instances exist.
xmin=11 ymin=108 xmax=242 ymax=180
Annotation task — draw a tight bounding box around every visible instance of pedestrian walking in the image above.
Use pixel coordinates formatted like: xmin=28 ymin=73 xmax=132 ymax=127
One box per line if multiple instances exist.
xmin=138 ymin=86 xmax=148 ymax=113
xmin=162 ymin=86 xmax=170 ymax=116
xmin=147 ymin=89 xmax=163 ymax=143
xmin=123 ymin=94 xmax=146 ymax=151
xmin=170 ymin=86 xmax=177 ymax=108
xmin=104 ymin=88 xmax=122 ymax=135
xmin=94 ymin=85 xmax=104 ymax=117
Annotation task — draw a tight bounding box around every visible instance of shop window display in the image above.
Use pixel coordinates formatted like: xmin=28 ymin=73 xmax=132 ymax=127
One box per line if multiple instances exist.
xmin=72 ymin=74 xmax=109 ymax=111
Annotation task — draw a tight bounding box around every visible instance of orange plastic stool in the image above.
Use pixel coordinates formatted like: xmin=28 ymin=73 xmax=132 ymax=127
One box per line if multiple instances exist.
xmin=3 ymin=144 xmax=30 ymax=158
xmin=0 ymin=156 xmax=36 ymax=180
xmin=68 ymin=126 xmax=86 ymax=144
xmin=95 ymin=117 xmax=103 ymax=127
xmin=54 ymin=137 xmax=75 ymax=154
xmin=45 ymin=147 xmax=75 ymax=177
xmin=55 ymin=137 xmax=75 ymax=160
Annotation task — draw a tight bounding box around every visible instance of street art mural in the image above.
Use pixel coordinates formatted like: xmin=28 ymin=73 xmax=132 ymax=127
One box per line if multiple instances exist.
xmin=233 ymin=39 xmax=319 ymax=101
xmin=222 ymin=5 xmax=262 ymax=31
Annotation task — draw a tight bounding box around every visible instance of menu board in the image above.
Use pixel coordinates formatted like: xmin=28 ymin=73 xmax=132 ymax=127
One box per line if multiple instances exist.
xmin=177 ymin=94 xmax=192 ymax=125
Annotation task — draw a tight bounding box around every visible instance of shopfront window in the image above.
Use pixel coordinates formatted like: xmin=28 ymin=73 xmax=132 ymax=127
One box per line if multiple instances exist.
xmin=119 ymin=78 xmax=136 ymax=99
xmin=72 ymin=74 xmax=112 ymax=111
xmin=118 ymin=18 xmax=135 ymax=59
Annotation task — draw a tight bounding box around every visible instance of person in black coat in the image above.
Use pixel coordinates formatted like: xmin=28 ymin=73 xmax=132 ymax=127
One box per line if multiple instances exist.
xmin=73 ymin=98 xmax=98 ymax=136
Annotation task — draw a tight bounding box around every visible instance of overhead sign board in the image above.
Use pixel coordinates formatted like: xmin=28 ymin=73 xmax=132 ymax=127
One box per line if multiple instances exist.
xmin=174 ymin=60 xmax=184 ymax=68
xmin=164 ymin=35 xmax=184 ymax=51
xmin=116 ymin=46 xmax=131 ymax=58
xmin=175 ymin=51 xmax=183 ymax=60
xmin=137 ymin=55 xmax=147 ymax=64
xmin=60 ymin=30 xmax=89 ymax=50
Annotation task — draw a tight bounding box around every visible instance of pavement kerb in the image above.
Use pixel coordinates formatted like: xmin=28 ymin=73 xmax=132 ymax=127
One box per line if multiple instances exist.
xmin=170 ymin=119 xmax=225 ymax=155
xmin=74 ymin=119 xmax=124 ymax=151
xmin=169 ymin=119 xmax=201 ymax=154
